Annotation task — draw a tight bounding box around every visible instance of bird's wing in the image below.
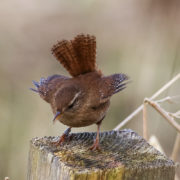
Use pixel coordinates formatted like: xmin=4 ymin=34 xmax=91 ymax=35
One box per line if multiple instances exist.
xmin=100 ymin=73 xmax=129 ymax=100
xmin=31 ymin=75 xmax=69 ymax=103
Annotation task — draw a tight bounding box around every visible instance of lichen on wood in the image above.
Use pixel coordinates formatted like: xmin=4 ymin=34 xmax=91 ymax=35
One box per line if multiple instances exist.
xmin=27 ymin=129 xmax=175 ymax=180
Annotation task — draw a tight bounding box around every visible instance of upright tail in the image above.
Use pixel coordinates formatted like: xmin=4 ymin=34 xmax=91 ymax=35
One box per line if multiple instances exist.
xmin=51 ymin=34 xmax=97 ymax=77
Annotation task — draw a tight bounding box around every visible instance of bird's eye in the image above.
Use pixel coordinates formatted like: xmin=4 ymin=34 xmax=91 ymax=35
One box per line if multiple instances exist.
xmin=91 ymin=106 xmax=97 ymax=110
xmin=67 ymin=103 xmax=74 ymax=109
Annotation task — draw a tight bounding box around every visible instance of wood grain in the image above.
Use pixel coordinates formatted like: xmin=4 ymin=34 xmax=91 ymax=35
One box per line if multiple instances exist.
xmin=27 ymin=129 xmax=175 ymax=180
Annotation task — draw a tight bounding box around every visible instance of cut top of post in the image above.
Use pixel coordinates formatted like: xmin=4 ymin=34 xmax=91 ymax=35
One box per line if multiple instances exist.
xmin=28 ymin=129 xmax=175 ymax=180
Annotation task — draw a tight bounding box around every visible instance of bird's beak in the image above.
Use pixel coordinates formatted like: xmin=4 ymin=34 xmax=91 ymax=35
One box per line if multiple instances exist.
xmin=53 ymin=111 xmax=61 ymax=123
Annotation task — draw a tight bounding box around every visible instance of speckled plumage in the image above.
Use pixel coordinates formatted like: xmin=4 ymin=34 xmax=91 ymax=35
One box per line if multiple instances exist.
xmin=31 ymin=34 xmax=129 ymax=150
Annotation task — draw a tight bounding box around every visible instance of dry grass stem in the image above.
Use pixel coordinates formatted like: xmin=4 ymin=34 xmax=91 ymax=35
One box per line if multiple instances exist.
xmin=114 ymin=73 xmax=180 ymax=130
xmin=156 ymin=95 xmax=180 ymax=104
xmin=144 ymin=98 xmax=180 ymax=133
xmin=169 ymin=111 xmax=180 ymax=119
xmin=143 ymin=102 xmax=148 ymax=140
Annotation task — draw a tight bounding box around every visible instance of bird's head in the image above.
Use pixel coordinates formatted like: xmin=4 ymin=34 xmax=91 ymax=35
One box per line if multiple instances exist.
xmin=52 ymin=85 xmax=81 ymax=123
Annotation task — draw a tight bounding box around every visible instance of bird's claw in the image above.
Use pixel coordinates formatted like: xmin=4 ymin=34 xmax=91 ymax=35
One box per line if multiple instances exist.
xmin=52 ymin=128 xmax=72 ymax=146
xmin=51 ymin=134 xmax=66 ymax=146
xmin=89 ymin=141 xmax=101 ymax=151
xmin=52 ymin=127 xmax=72 ymax=146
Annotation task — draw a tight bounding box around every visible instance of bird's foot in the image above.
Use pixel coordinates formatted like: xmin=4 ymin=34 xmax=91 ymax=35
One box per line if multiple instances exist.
xmin=52 ymin=127 xmax=71 ymax=146
xmin=52 ymin=134 xmax=67 ymax=146
xmin=89 ymin=141 xmax=101 ymax=151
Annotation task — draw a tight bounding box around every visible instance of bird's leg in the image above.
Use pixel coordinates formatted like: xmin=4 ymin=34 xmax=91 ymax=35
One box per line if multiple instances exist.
xmin=89 ymin=121 xmax=102 ymax=151
xmin=53 ymin=127 xmax=71 ymax=146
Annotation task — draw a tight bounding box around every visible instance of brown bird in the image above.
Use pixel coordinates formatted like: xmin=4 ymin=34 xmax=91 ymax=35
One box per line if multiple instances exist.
xmin=30 ymin=34 xmax=129 ymax=150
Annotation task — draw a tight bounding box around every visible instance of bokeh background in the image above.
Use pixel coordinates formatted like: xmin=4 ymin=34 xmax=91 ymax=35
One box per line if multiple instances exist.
xmin=0 ymin=0 xmax=180 ymax=179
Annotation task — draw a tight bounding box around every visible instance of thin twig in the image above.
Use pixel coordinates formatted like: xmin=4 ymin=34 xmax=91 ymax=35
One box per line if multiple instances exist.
xmin=156 ymin=95 xmax=180 ymax=104
xmin=113 ymin=105 xmax=143 ymax=130
xmin=156 ymin=96 xmax=172 ymax=103
xmin=168 ymin=111 xmax=180 ymax=119
xmin=114 ymin=73 xmax=180 ymax=130
xmin=144 ymin=98 xmax=180 ymax=133
xmin=150 ymin=73 xmax=180 ymax=99
xmin=143 ymin=101 xmax=148 ymax=140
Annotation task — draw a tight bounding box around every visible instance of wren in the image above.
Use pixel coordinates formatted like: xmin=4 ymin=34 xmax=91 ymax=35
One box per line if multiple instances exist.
xmin=30 ymin=34 xmax=129 ymax=150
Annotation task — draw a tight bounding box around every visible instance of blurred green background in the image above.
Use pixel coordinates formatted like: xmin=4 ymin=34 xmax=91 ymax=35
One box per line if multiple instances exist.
xmin=0 ymin=0 xmax=180 ymax=179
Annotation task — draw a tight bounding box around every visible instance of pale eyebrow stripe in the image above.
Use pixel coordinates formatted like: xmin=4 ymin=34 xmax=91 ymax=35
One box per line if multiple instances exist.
xmin=68 ymin=91 xmax=81 ymax=106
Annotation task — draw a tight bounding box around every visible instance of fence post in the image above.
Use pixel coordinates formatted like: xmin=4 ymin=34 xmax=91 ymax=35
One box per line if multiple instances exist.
xmin=27 ymin=129 xmax=175 ymax=180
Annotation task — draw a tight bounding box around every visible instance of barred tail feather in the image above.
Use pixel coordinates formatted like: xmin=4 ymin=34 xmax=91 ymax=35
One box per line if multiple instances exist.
xmin=51 ymin=34 xmax=97 ymax=77
xmin=52 ymin=40 xmax=77 ymax=76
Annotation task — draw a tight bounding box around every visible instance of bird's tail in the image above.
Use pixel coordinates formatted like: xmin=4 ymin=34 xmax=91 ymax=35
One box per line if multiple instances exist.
xmin=51 ymin=34 xmax=97 ymax=77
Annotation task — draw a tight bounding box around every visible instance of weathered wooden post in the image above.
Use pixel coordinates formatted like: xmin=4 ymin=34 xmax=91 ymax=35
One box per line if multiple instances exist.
xmin=27 ymin=129 xmax=175 ymax=180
